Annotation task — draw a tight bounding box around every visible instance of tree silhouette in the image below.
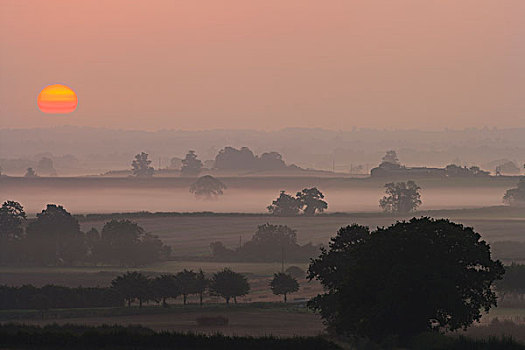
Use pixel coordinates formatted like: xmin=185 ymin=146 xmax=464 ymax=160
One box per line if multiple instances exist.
xmin=111 ymin=272 xmax=151 ymax=307
xmin=267 ymin=191 xmax=301 ymax=216
xmin=189 ymin=175 xmax=226 ymax=199
xmin=503 ymin=177 xmax=525 ymax=206
xmin=181 ymin=150 xmax=202 ymax=177
xmin=131 ymin=152 xmax=154 ymax=177
xmin=152 ymin=274 xmax=180 ymax=307
xmin=0 ymin=200 xmax=26 ymax=241
xmin=24 ymin=167 xmax=38 ymax=177
xmin=270 ymin=272 xmax=299 ymax=302
xmin=0 ymin=201 xmax=26 ymax=263
xmin=296 ymin=187 xmax=328 ymax=216
xmin=379 ymin=181 xmax=422 ymax=213
xmin=94 ymin=219 xmax=169 ymax=266
xmin=175 ymin=269 xmax=199 ymax=305
xmin=37 ymin=157 xmax=57 ymax=176
xmin=194 ymin=270 xmax=209 ymax=306
xmin=307 ymin=218 xmax=504 ymax=342
xmin=381 ymin=150 xmax=400 ymax=165
xmin=209 ymin=268 xmax=250 ymax=304
xmin=26 ymin=204 xmax=84 ymax=264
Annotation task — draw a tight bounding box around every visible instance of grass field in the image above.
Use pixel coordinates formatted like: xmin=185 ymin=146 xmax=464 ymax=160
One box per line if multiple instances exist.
xmin=2 ymin=303 xmax=524 ymax=339
xmin=77 ymin=209 xmax=525 ymax=257
xmin=1 ymin=304 xmax=324 ymax=337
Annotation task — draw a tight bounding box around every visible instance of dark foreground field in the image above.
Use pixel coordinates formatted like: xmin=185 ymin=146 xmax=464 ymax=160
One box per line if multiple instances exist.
xmin=1 ymin=304 xmax=322 ymax=337
xmin=2 ymin=322 xmax=525 ymax=350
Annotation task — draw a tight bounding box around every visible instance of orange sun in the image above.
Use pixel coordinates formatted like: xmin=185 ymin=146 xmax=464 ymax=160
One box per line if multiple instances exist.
xmin=37 ymin=84 xmax=78 ymax=114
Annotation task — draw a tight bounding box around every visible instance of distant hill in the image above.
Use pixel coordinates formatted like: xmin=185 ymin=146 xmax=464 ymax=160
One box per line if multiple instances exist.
xmin=0 ymin=127 xmax=523 ymax=176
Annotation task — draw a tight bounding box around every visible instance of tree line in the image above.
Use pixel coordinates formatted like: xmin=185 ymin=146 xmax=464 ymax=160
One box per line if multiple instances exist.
xmin=0 ymin=201 xmax=170 ymax=266
xmin=131 ymin=146 xmax=291 ymax=178
xmin=1 ymin=268 xmax=300 ymax=310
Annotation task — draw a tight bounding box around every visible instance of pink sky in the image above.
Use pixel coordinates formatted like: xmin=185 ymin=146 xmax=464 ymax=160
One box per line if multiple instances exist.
xmin=1 ymin=0 xmax=524 ymax=130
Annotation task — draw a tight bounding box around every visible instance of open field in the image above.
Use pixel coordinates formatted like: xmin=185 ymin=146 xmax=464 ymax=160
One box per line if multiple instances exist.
xmin=75 ymin=210 xmax=525 ymax=257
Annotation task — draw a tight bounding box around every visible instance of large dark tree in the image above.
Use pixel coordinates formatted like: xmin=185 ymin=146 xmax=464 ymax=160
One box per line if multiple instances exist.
xmin=379 ymin=180 xmax=422 ymax=214
xmin=181 ymin=150 xmax=202 ymax=177
xmin=25 ymin=204 xmax=84 ymax=264
xmin=270 ymin=272 xmax=299 ymax=303
xmin=209 ymin=268 xmax=250 ymax=304
xmin=503 ymin=177 xmax=525 ymax=207
xmin=296 ymin=187 xmax=328 ymax=216
xmin=189 ymin=175 xmax=226 ymax=199
xmin=267 ymin=191 xmax=301 ymax=216
xmin=307 ymin=218 xmax=504 ymax=342
xmin=131 ymin=152 xmax=154 ymax=177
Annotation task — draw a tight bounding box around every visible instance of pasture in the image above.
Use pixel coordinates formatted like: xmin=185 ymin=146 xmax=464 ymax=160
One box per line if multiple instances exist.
xmin=76 ymin=208 xmax=525 ymax=257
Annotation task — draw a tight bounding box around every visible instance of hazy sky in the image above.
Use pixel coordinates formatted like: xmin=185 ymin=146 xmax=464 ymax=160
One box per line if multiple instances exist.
xmin=1 ymin=0 xmax=524 ymax=130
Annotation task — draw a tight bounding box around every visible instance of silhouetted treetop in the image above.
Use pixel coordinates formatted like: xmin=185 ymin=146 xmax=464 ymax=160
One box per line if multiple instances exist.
xmin=296 ymin=187 xmax=328 ymax=216
xmin=131 ymin=152 xmax=154 ymax=177
xmin=503 ymin=177 xmax=525 ymax=207
xmin=209 ymin=268 xmax=250 ymax=304
xmin=379 ymin=180 xmax=422 ymax=214
xmin=181 ymin=150 xmax=202 ymax=177
xmin=381 ymin=150 xmax=400 ymax=165
xmin=214 ymin=146 xmax=286 ymax=171
xmin=24 ymin=167 xmax=38 ymax=177
xmin=0 ymin=200 xmax=26 ymax=241
xmin=270 ymin=272 xmax=299 ymax=303
xmin=267 ymin=191 xmax=301 ymax=216
xmin=189 ymin=175 xmax=226 ymax=199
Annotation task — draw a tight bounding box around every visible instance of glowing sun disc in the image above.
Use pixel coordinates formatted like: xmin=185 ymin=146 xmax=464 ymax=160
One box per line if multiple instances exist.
xmin=38 ymin=84 xmax=78 ymax=114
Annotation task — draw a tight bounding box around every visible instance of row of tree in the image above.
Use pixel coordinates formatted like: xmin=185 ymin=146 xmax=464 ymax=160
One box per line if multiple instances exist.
xmin=1 ymin=268 xmax=300 ymax=310
xmin=0 ymin=201 xmax=171 ymax=266
xmin=112 ymin=269 xmax=299 ymax=306
xmin=132 ymin=147 xmax=291 ymax=178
